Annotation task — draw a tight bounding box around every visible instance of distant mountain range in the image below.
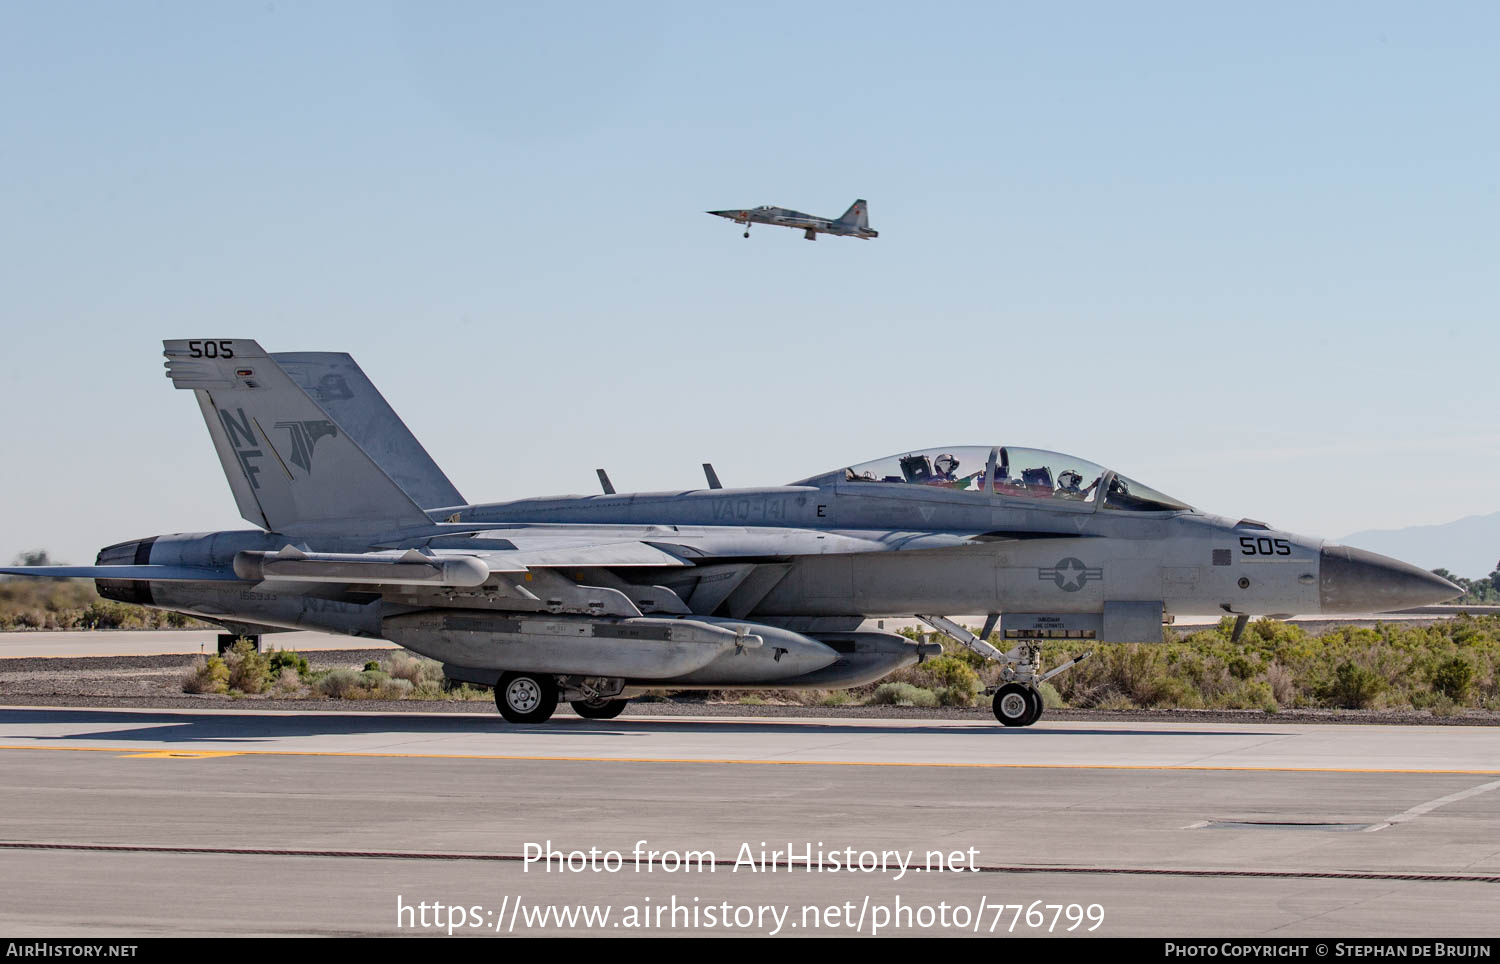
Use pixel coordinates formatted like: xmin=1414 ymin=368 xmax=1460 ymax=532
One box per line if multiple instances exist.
xmin=1341 ymin=511 xmax=1500 ymax=579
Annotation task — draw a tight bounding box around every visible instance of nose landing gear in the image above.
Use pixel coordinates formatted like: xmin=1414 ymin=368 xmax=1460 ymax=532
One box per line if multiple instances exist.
xmin=915 ymin=615 xmax=1091 ymax=728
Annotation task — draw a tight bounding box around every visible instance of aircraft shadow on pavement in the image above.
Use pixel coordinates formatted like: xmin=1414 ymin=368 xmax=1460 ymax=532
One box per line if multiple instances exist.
xmin=0 ymin=708 xmax=1250 ymax=744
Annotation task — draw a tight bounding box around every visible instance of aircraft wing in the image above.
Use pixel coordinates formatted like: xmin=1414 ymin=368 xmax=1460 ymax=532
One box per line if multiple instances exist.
xmin=1 ymin=527 xmax=1078 ymax=601
xmin=0 ymin=541 xmax=688 ymax=590
xmin=0 ymin=565 xmax=244 ymax=582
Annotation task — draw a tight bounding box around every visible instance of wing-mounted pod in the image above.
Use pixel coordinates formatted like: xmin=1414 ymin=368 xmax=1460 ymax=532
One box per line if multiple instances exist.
xmin=378 ymin=610 xmax=843 ymax=683
xmin=380 ymin=610 xmax=774 ymax=678
xmin=232 ymin=547 xmax=490 ymax=587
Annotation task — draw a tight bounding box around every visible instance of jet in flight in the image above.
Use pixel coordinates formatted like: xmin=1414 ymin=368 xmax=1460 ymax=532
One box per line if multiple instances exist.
xmin=2 ymin=340 xmax=1459 ymax=727
xmin=707 ymin=199 xmax=877 ymax=240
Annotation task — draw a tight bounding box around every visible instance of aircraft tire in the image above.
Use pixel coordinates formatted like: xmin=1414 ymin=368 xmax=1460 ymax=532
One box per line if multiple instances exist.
xmin=571 ymin=698 xmax=629 ymax=720
xmin=1025 ymin=688 xmax=1045 ymax=725
xmin=495 ymin=672 xmax=558 ymax=724
xmin=992 ymin=683 xmax=1036 ymax=727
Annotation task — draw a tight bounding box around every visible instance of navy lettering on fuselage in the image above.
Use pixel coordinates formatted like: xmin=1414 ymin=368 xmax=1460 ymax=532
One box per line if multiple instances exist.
xmin=711 ymin=499 xmax=788 ymax=522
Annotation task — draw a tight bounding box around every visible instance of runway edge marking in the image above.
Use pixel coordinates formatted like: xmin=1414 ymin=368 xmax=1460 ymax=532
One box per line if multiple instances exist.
xmin=1365 ymin=778 xmax=1500 ymax=831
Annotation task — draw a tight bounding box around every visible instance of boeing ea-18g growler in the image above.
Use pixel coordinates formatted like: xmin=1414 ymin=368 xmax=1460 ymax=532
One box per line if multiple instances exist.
xmin=2 ymin=340 xmax=1460 ymax=727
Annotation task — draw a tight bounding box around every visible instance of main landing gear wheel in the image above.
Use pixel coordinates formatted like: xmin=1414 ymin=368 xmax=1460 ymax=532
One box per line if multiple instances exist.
xmin=495 ymin=672 xmax=558 ymax=724
xmin=993 ymin=683 xmax=1042 ymax=727
xmin=570 ymin=697 xmax=628 ymax=720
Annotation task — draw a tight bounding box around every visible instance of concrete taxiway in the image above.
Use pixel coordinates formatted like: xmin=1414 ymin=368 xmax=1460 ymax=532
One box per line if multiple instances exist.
xmin=0 ymin=706 xmax=1497 ymax=936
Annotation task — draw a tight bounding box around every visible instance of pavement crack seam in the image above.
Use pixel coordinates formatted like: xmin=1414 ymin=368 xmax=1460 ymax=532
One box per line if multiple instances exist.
xmin=2 ymin=842 xmax=1499 ymax=884
xmin=1178 ymin=732 xmax=1298 ymax=768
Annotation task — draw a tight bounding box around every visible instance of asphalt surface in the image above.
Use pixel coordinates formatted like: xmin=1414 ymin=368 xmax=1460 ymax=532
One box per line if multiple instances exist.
xmin=0 ymin=706 xmax=1497 ymax=937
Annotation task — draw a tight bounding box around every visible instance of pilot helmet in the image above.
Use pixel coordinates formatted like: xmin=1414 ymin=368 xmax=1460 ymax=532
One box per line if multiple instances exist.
xmin=933 ymin=453 xmax=960 ymax=477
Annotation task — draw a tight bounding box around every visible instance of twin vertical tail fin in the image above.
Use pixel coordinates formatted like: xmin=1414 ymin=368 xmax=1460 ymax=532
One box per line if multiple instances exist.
xmin=837 ymin=199 xmax=870 ymax=229
xmin=163 ymin=339 xmax=459 ymax=532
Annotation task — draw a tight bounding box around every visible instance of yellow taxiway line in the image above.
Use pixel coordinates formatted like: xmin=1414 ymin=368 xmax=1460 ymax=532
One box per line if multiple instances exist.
xmin=0 ymin=743 xmax=1497 ymax=775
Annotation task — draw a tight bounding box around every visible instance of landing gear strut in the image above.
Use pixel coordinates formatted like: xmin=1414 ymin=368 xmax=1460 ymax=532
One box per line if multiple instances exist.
xmin=915 ymin=615 xmax=1091 ymax=729
xmin=495 ymin=671 xmax=558 ymax=724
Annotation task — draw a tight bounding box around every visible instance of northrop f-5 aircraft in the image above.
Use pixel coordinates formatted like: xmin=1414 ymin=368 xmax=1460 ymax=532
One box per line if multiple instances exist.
xmin=707 ymin=199 xmax=877 ymax=240
xmin=2 ymin=340 xmax=1459 ymax=727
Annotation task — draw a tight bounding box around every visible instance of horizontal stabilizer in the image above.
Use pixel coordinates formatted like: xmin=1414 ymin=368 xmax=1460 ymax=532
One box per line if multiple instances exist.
xmin=0 ymin=565 xmax=242 ymax=582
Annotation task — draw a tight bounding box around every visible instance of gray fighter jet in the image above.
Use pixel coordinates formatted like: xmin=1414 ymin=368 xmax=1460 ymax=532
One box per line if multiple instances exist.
xmin=707 ymin=199 xmax=877 ymax=240
xmin=2 ymin=340 xmax=1459 ymax=727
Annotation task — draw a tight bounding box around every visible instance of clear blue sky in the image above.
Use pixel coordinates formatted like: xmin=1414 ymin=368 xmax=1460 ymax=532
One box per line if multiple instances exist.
xmin=2 ymin=1 xmax=1497 ymax=569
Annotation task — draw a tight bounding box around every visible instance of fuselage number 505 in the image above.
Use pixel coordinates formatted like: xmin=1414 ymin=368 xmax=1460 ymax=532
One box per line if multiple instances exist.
xmin=1240 ymin=536 xmax=1291 ymax=556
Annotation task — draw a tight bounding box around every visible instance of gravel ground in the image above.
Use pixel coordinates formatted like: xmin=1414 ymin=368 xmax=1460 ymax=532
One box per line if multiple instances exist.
xmin=1 ymin=650 xmax=1496 ymax=726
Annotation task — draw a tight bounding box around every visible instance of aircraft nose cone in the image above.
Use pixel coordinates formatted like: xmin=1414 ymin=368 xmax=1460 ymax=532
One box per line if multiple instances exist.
xmin=1319 ymin=545 xmax=1463 ymax=613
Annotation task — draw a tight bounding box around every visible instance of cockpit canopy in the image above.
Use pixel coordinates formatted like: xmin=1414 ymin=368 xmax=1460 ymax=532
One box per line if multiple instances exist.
xmin=837 ymin=446 xmax=1191 ymax=512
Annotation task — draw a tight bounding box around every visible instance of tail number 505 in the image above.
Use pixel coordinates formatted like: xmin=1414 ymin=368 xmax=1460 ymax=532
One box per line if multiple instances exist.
xmin=188 ymin=340 xmax=234 ymax=359
xmin=1240 ymin=536 xmax=1291 ymax=556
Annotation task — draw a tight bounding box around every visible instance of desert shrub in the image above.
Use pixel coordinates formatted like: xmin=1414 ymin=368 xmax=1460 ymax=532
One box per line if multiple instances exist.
xmin=1428 ymin=694 xmax=1461 ymax=717
xmin=1264 ymin=662 xmax=1297 ymax=707
xmin=1220 ymin=679 xmax=1277 ymax=712
xmin=182 ymin=656 xmax=229 ymax=694
xmin=916 ymin=655 xmax=982 ymax=693
xmin=272 ymin=667 xmax=305 ymax=695
xmin=372 ymin=677 xmax=413 ymax=700
xmin=444 ymin=683 xmax=493 ymax=701
xmin=384 ymin=653 xmax=442 ymax=685
xmin=1323 ymin=660 xmax=1386 ymax=709
xmin=77 ymin=600 xmax=148 ymax=630
xmin=1037 ymin=681 xmax=1065 ymax=709
xmin=315 ymin=669 xmax=364 ymax=698
xmin=1093 ymin=693 xmax=1137 ymax=711
xmin=224 ymin=639 xmax=272 ymax=695
xmin=868 ymin=682 xmax=938 ymax=708
xmin=1431 ymin=656 xmax=1475 ymax=702
xmin=935 ymin=685 xmax=976 ymax=707
xmin=412 ymin=679 xmax=446 ymax=700
xmin=268 ymin=650 xmax=309 ymax=677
